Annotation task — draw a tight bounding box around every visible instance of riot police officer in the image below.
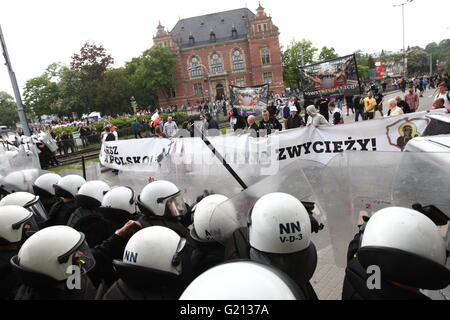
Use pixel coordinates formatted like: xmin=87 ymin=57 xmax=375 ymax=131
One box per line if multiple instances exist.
xmin=45 ymin=175 xmax=86 ymax=227
xmin=0 ymin=206 xmax=39 ymax=300
xmin=67 ymin=180 xmax=111 ymax=247
xmin=103 ymin=226 xmax=192 ymax=300
xmin=10 ymin=226 xmax=97 ymax=300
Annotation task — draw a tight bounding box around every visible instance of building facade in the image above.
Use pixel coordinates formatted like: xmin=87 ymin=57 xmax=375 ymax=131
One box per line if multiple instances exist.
xmin=153 ymin=5 xmax=284 ymax=107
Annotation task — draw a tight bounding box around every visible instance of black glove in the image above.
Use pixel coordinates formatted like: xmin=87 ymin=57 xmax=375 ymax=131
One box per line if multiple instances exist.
xmin=196 ymin=190 xmax=213 ymax=203
xmin=309 ymin=214 xmax=323 ymax=234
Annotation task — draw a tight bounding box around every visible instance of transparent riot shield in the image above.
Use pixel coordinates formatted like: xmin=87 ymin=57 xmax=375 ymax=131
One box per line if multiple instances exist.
xmin=59 ymin=169 xmax=84 ymax=177
xmin=116 ymin=138 xmax=245 ymax=206
xmin=209 ymin=159 xmax=318 ymax=244
xmin=0 ymin=144 xmax=43 ymax=194
xmin=311 ymin=151 xmax=450 ymax=268
xmin=39 ymin=133 xmax=59 ymax=153
xmin=85 ymin=161 xmax=101 ymax=181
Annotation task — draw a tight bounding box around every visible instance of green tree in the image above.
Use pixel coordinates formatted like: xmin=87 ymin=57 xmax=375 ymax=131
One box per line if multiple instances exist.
xmin=95 ymin=68 xmax=133 ymax=116
xmin=354 ymin=50 xmax=369 ymax=80
xmin=407 ymin=49 xmax=429 ymax=75
xmin=71 ymin=42 xmax=114 ymax=81
xmin=0 ymin=91 xmax=19 ymax=127
xmin=282 ymin=39 xmax=318 ymax=89
xmin=367 ymin=55 xmax=375 ymax=69
xmin=23 ymin=74 xmax=59 ymax=118
xmin=125 ymin=45 xmax=177 ymax=107
xmin=53 ymin=67 xmax=87 ymax=117
xmin=318 ymin=46 xmax=338 ymax=61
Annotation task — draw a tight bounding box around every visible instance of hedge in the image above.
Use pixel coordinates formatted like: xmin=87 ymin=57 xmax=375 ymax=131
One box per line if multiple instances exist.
xmin=51 ymin=112 xmax=194 ymax=135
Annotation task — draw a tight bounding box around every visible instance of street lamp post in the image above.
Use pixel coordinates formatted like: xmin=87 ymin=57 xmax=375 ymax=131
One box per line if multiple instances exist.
xmin=393 ymin=0 xmax=414 ymax=79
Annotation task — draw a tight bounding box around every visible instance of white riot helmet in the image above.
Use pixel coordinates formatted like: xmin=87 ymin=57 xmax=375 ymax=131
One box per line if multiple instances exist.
xmin=75 ymin=180 xmax=110 ymax=208
xmin=0 ymin=192 xmax=48 ymax=226
xmin=100 ymin=186 xmax=136 ymax=215
xmin=10 ymin=226 xmax=95 ymax=285
xmin=113 ymin=226 xmax=188 ymax=288
xmin=179 ymin=261 xmax=305 ymax=300
xmin=1 ymin=169 xmax=40 ymax=193
xmin=359 ymin=207 xmax=450 ymax=290
xmin=33 ymin=173 xmax=61 ymax=197
xmin=137 ymin=180 xmax=187 ymax=218
xmin=0 ymin=205 xmax=39 ymax=244
xmin=190 ymin=194 xmax=228 ymax=242
xmin=53 ymin=175 xmax=86 ymax=199
xmin=249 ymin=193 xmax=311 ymax=254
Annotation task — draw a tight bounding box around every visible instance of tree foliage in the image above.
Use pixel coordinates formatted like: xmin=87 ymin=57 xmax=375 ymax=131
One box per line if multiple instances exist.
xmin=23 ymin=74 xmax=59 ymax=117
xmin=125 ymin=45 xmax=177 ymax=108
xmin=282 ymin=40 xmax=318 ymax=89
xmin=71 ymin=42 xmax=114 ymax=81
xmin=0 ymin=91 xmax=19 ymax=127
xmin=407 ymin=49 xmax=429 ymax=75
xmin=318 ymin=46 xmax=338 ymax=62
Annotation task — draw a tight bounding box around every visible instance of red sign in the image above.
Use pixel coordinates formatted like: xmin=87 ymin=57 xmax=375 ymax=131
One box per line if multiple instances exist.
xmin=375 ymin=61 xmax=384 ymax=79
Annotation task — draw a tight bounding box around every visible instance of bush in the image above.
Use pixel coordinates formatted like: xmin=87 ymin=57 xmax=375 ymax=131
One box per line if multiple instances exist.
xmin=51 ymin=113 xmax=193 ymax=136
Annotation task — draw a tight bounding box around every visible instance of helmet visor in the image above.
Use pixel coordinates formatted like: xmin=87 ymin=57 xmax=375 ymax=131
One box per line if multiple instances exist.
xmin=165 ymin=194 xmax=188 ymax=217
xmin=27 ymin=201 xmax=48 ymax=226
xmin=70 ymin=240 xmax=96 ymax=275
xmin=13 ymin=213 xmax=40 ymax=241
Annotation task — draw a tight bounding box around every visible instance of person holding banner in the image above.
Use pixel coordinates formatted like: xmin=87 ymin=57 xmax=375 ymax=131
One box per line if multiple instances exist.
xmin=387 ymin=99 xmax=404 ymax=117
xmin=305 ymin=105 xmax=330 ymax=127
xmin=258 ymin=110 xmax=282 ymax=136
xmin=287 ymin=106 xmax=305 ymax=129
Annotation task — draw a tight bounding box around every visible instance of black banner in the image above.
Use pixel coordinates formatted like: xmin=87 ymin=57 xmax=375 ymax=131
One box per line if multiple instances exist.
xmin=299 ymin=54 xmax=361 ymax=99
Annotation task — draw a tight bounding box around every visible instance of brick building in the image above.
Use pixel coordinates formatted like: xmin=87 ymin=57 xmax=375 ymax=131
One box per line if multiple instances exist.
xmin=153 ymin=5 xmax=284 ymax=107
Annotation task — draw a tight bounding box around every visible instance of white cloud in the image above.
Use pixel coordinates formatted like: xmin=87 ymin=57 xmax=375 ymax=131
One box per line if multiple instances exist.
xmin=1 ymin=0 xmax=449 ymax=96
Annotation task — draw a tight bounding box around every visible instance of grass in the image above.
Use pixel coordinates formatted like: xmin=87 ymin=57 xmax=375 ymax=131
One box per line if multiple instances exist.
xmin=49 ymin=159 xmax=100 ymax=174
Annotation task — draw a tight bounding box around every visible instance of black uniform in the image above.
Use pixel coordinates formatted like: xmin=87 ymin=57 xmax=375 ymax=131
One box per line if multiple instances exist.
xmin=88 ymin=233 xmax=131 ymax=289
xmin=44 ymin=199 xmax=78 ymax=227
xmin=137 ymin=214 xmax=190 ymax=239
xmin=0 ymin=248 xmax=19 ymax=300
xmin=67 ymin=207 xmax=113 ymax=248
xmin=13 ymin=275 xmax=97 ymax=300
xmin=103 ymin=275 xmax=186 ymax=300
xmin=342 ymin=258 xmax=430 ymax=300
xmin=190 ymin=241 xmax=225 ymax=278
xmin=224 ymin=227 xmax=318 ymax=300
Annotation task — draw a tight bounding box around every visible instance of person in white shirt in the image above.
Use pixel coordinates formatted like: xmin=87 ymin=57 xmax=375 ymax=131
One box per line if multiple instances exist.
xmin=112 ymin=126 xmax=118 ymax=140
xmin=435 ymin=82 xmax=450 ymax=109
xmin=163 ymin=117 xmax=178 ymax=137
xmin=387 ymin=99 xmax=404 ymax=117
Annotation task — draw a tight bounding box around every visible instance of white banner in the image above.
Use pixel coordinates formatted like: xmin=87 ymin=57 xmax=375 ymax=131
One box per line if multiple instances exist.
xmin=100 ymin=112 xmax=431 ymax=176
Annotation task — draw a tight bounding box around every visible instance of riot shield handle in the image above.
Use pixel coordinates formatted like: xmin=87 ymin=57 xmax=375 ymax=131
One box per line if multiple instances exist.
xmin=412 ymin=204 xmax=449 ymax=226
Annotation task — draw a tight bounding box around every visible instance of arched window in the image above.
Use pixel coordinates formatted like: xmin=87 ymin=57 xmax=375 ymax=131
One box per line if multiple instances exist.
xmin=232 ymin=49 xmax=244 ymax=71
xmin=189 ymin=56 xmax=202 ymax=77
xmin=261 ymin=49 xmax=270 ymax=65
xmin=210 ymin=52 xmax=224 ymax=74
